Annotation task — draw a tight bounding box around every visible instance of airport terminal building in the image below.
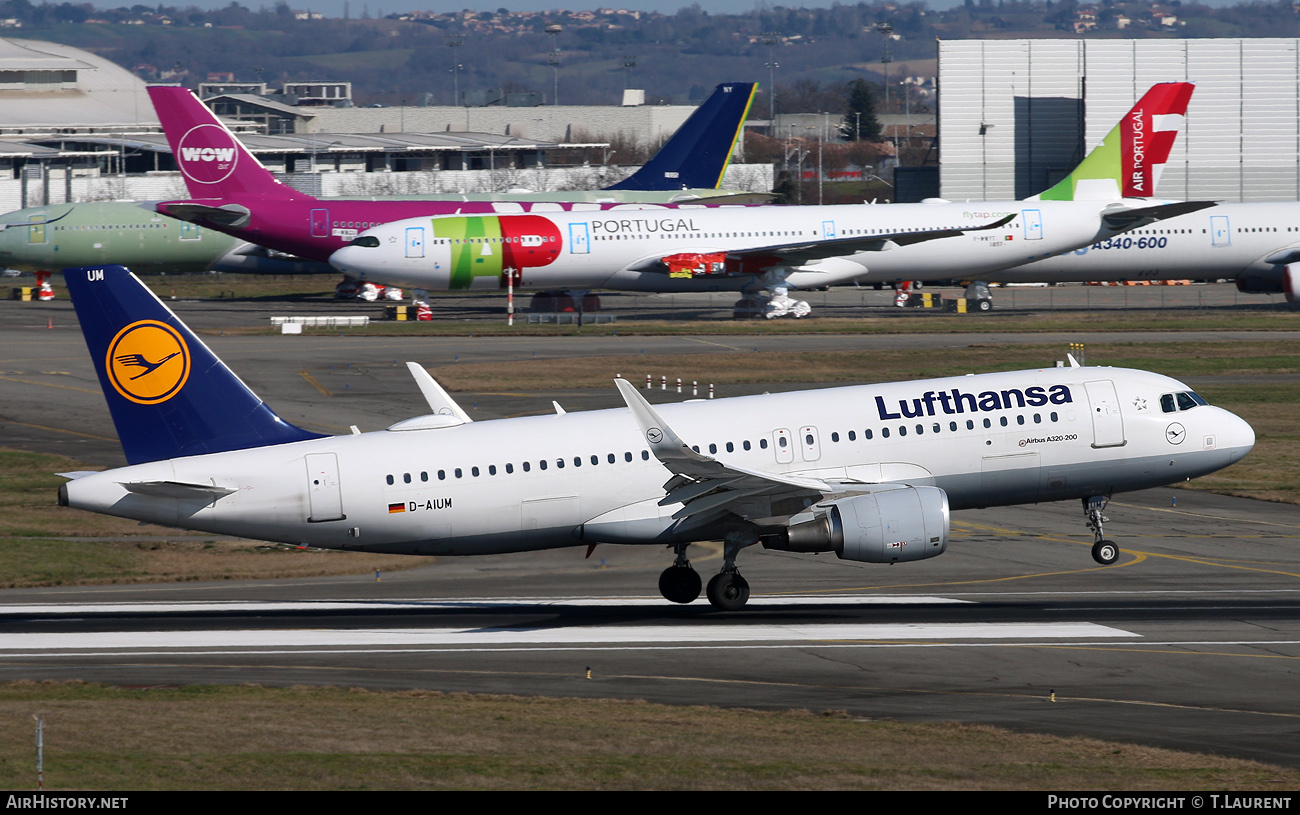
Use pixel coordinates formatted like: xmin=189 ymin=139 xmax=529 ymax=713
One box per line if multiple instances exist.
xmin=939 ymin=38 xmax=1300 ymax=203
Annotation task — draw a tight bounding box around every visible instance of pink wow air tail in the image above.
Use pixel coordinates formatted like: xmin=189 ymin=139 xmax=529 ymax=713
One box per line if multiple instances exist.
xmin=147 ymin=86 xmax=298 ymax=201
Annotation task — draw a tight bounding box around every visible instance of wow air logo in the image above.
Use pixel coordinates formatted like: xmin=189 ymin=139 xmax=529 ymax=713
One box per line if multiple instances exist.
xmin=175 ymin=124 xmax=239 ymax=185
xmin=105 ymin=320 xmax=191 ymax=405
xmin=432 ymin=215 xmax=563 ymax=290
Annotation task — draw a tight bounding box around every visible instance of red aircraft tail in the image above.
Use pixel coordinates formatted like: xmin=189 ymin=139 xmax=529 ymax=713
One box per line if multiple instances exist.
xmin=148 ymin=86 xmax=301 ymax=201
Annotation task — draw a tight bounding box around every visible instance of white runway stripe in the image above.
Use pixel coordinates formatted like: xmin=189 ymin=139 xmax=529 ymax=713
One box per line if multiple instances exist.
xmin=0 ymin=595 xmax=972 ymax=616
xmin=0 ymin=622 xmax=1135 ymax=651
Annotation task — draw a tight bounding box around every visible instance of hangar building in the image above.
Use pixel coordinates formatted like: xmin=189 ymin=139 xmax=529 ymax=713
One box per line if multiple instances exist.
xmin=939 ymin=38 xmax=1300 ymax=202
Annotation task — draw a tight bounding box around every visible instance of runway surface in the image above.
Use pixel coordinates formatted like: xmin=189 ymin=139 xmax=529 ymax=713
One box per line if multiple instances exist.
xmin=0 ymin=285 xmax=1298 ymax=769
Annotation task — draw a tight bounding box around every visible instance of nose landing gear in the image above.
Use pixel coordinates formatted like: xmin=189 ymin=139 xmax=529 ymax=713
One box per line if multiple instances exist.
xmin=1084 ymin=494 xmax=1121 ymax=565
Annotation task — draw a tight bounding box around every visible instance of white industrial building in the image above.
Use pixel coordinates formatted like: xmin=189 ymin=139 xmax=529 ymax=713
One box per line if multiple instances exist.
xmin=0 ymin=37 xmax=769 ymax=211
xmin=939 ymin=38 xmax=1300 ymax=202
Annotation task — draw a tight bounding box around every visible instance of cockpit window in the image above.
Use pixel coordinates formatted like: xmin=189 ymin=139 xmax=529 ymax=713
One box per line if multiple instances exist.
xmin=348 ymin=236 xmax=380 ymax=247
xmin=1162 ymin=391 xmax=1207 ymax=413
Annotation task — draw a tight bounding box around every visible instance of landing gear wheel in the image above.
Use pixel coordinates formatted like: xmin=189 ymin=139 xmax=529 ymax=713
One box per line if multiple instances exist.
xmin=1092 ymin=540 xmax=1120 ymax=565
xmin=658 ymin=565 xmax=702 ymax=604
xmin=706 ymin=572 xmax=750 ymax=611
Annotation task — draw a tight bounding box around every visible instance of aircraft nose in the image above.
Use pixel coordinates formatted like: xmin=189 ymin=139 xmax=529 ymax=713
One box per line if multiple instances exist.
xmin=1221 ymin=408 xmax=1255 ymax=464
xmin=329 ymin=246 xmax=356 ymax=272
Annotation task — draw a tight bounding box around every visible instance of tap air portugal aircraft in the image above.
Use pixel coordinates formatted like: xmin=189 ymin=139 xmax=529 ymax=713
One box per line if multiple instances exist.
xmin=329 ymin=83 xmax=1211 ymax=310
xmin=146 ymin=82 xmax=761 ymax=265
xmin=58 ymin=264 xmax=1253 ymax=609
xmin=0 ymin=83 xmax=757 ymax=284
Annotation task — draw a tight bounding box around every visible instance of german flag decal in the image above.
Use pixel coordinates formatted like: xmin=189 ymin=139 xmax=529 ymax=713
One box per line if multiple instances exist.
xmin=388 ymin=503 xmax=405 ymax=514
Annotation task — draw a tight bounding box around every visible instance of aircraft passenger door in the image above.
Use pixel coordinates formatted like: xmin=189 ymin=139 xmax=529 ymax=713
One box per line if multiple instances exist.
xmin=405 ymin=227 xmax=425 ymax=258
xmin=1083 ymin=380 xmax=1126 ymax=449
xmin=26 ymin=214 xmax=45 ymax=244
xmin=179 ymin=222 xmax=200 ymax=242
xmin=821 ymin=220 xmax=837 ymax=239
xmin=310 ymin=208 xmax=330 ymax=238
xmin=305 ymin=453 xmax=345 ymax=522
xmin=1211 ymin=215 xmax=1231 ymax=247
xmin=569 ymin=222 xmax=591 ymax=254
xmin=771 ymin=428 xmax=794 ymax=464
xmin=798 ymin=426 xmax=821 ymax=462
xmin=1022 ymin=209 xmax=1043 ymax=240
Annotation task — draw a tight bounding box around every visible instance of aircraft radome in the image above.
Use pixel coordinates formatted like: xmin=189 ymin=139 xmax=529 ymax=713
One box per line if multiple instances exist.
xmin=330 ymin=83 xmax=1213 ymax=315
xmin=57 ymin=264 xmax=1253 ymax=610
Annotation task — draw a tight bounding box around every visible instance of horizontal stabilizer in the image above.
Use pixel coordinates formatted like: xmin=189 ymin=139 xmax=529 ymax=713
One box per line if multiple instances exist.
xmin=1100 ymin=200 xmax=1217 ymax=233
xmin=120 ymin=481 xmax=237 ymax=499
xmin=157 ymin=202 xmax=252 ymax=228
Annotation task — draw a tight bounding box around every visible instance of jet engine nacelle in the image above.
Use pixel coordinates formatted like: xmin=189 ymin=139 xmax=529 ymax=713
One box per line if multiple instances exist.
xmin=1236 ymin=264 xmax=1300 ymax=303
xmin=766 ymin=485 xmax=950 ymax=563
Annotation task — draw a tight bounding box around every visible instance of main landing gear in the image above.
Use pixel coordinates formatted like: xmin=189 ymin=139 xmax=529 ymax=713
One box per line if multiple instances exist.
xmin=658 ymin=543 xmax=701 ymax=604
xmin=657 ymin=532 xmax=756 ymax=610
xmin=1084 ymin=494 xmax=1121 ymax=565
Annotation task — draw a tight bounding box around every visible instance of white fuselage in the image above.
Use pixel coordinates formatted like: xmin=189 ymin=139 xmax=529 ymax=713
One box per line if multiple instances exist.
xmin=328 ymin=199 xmax=1155 ymax=294
xmin=980 ymin=202 xmax=1300 ymax=283
xmin=62 ymin=366 xmax=1253 ymax=557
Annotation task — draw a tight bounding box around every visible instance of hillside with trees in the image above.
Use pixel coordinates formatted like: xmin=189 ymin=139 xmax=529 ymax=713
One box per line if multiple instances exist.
xmin=2 ymin=1 xmax=1297 ymax=111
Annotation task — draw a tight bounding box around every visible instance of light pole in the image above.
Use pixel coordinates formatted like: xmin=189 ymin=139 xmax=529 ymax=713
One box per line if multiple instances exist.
xmin=875 ymin=22 xmax=893 ymax=112
xmin=545 ymin=24 xmax=562 ymax=105
xmin=761 ymin=32 xmax=779 ymax=134
xmin=820 ymin=113 xmax=828 ymax=205
xmin=621 ymin=55 xmax=636 ymax=91
xmin=445 ymin=34 xmax=463 ymax=107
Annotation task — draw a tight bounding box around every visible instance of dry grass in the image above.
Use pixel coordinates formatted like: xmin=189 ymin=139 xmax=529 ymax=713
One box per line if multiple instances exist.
xmin=429 ymin=341 xmax=1300 ymax=392
xmin=0 ymin=449 xmax=420 ymax=587
xmin=1181 ymin=384 xmax=1300 ymax=503
xmin=0 ymin=682 xmax=1292 ymax=790
xmin=224 ymin=309 xmax=1300 ymax=337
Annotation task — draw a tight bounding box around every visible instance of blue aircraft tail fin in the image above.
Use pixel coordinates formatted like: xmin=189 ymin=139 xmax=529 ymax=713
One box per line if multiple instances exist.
xmin=605 ymin=82 xmax=756 ymax=191
xmin=64 ymin=265 xmax=326 ymax=465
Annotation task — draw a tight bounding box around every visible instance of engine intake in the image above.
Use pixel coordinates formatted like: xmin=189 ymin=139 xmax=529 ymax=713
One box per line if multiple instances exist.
xmin=766 ymin=486 xmax=950 ymax=564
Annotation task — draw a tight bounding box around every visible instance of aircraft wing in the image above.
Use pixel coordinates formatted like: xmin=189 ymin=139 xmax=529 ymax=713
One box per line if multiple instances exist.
xmin=727 ymin=213 xmax=1015 ymax=268
xmin=615 ymin=379 xmax=831 ymax=530
xmin=1100 ymin=200 xmax=1217 ymax=232
xmin=0 ymin=207 xmax=72 ymax=231
xmin=623 ymin=213 xmax=1018 ymax=274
